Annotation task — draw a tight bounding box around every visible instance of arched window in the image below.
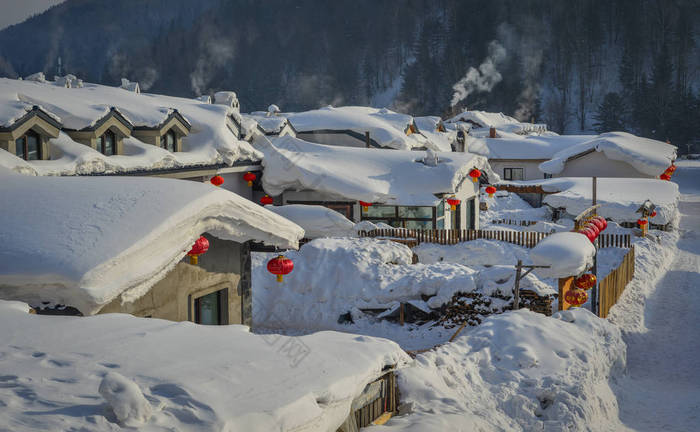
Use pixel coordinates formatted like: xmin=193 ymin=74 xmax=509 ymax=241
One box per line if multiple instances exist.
xmin=96 ymin=130 xmax=116 ymax=156
xmin=161 ymin=129 xmax=177 ymax=152
xmin=15 ymin=130 xmax=41 ymax=160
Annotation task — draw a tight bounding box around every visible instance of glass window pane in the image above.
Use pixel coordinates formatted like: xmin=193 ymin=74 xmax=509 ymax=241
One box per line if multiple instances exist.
xmin=96 ymin=136 xmax=103 ymax=152
xmin=195 ymin=291 xmax=220 ymax=325
xmin=436 ymin=217 xmax=445 ymax=229
xmin=104 ymin=132 xmax=114 ymax=156
xmin=365 ymin=205 xmax=396 ymax=218
xmin=437 ymin=203 xmax=445 ymax=218
xmin=405 ymin=219 xmax=433 ymax=229
xmin=398 ymin=206 xmax=432 ymax=218
xmin=512 ymin=168 xmax=524 ymax=180
xmin=15 ymin=137 xmax=24 ymax=158
xmin=26 ymin=134 xmax=39 ymax=160
xmin=166 ymin=131 xmax=176 ymax=152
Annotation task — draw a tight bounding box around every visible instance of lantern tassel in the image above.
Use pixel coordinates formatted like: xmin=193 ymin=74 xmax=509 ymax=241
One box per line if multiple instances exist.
xmin=471 ymin=177 xmax=478 ymax=183
xmin=362 ymin=206 xmax=368 ymax=212
xmin=276 ymin=274 xmax=283 ymax=283
xmin=190 ymin=255 xmax=199 ymax=265
xmin=247 ymin=181 xmax=253 ymax=187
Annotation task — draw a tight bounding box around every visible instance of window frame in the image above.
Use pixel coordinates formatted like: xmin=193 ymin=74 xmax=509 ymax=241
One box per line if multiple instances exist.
xmin=503 ymin=167 xmax=524 ymax=181
xmin=15 ymin=130 xmax=42 ymax=161
xmin=161 ymin=129 xmax=177 ymax=152
xmin=361 ymin=205 xmax=438 ymax=229
xmin=96 ymin=129 xmax=116 ymax=156
xmin=191 ymin=288 xmax=229 ymax=325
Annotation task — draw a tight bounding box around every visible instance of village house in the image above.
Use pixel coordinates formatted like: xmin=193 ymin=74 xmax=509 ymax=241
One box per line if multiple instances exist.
xmin=0 ymin=171 xmax=304 ymax=325
xmin=259 ymin=136 xmax=494 ymax=230
xmin=0 ymin=76 xmax=264 ymax=201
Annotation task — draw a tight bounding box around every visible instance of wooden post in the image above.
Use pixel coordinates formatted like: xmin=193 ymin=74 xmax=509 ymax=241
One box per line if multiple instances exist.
xmin=558 ymin=276 xmax=574 ymax=311
xmin=513 ymin=260 xmax=522 ymax=310
xmin=399 ymin=303 xmax=404 ymax=326
xmin=591 ymin=176 xmax=598 ymax=315
xmin=365 ymin=131 xmax=371 ymax=148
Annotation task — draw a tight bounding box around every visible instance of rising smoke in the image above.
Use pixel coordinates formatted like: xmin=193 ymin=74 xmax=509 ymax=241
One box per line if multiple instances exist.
xmin=450 ymin=40 xmax=507 ymax=107
xmin=190 ymin=38 xmax=236 ymax=96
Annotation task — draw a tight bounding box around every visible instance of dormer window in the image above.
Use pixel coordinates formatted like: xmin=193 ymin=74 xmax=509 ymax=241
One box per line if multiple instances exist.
xmin=96 ymin=130 xmax=116 ymax=156
xmin=161 ymin=129 xmax=177 ymax=152
xmin=15 ymin=130 xmax=41 ymax=160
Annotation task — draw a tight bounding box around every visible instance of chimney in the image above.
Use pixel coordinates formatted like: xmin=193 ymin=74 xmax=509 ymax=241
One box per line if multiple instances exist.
xmin=489 ymin=127 xmax=496 ymax=138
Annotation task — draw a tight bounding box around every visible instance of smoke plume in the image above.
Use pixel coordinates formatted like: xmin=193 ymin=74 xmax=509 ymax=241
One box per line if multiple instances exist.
xmin=450 ymin=40 xmax=507 ymax=107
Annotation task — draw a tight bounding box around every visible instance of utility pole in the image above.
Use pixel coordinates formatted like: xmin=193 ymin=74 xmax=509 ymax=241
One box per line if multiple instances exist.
xmin=591 ymin=176 xmax=598 ymax=315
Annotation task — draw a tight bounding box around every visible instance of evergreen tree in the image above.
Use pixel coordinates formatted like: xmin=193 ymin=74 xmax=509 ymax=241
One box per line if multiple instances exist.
xmin=593 ymin=92 xmax=627 ymax=133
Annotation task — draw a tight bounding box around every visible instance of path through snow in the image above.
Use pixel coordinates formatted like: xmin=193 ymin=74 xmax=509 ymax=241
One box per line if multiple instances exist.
xmin=613 ymin=161 xmax=700 ymax=431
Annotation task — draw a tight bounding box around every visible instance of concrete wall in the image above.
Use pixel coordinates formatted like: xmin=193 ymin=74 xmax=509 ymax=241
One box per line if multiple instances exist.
xmin=555 ymin=150 xmax=649 ymax=178
xmin=98 ymin=236 xmax=246 ymax=325
xmin=489 ymin=159 xmax=549 ymax=181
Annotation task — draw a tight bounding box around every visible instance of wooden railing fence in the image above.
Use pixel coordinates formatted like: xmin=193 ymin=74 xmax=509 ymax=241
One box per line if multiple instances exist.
xmin=358 ymin=229 xmax=631 ymax=249
xmin=490 ymin=219 xmax=539 ymax=227
xmin=598 ymin=246 xmax=635 ymax=318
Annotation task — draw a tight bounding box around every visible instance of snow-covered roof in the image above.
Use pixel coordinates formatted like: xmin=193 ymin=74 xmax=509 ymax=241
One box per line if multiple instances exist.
xmin=261 ymin=136 xmax=495 ymax=206
xmin=243 ymin=112 xmax=292 ymax=135
xmin=469 ymin=134 xmax=594 ymax=160
xmin=413 ymin=116 xmax=453 ymax=152
xmin=539 ymin=132 xmax=677 ymax=177
xmin=501 ymin=177 xmax=680 ymax=225
xmin=0 ymin=300 xmax=409 ymax=431
xmin=288 ymin=106 xmax=431 ymax=151
xmin=265 ymin=204 xmax=355 ymax=238
xmin=0 ymin=171 xmax=304 ymax=314
xmin=446 ymin=110 xmax=547 ymax=135
xmin=0 ymin=77 xmax=261 ymax=175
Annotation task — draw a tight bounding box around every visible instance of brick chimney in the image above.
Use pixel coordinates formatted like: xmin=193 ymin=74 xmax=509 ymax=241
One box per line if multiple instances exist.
xmin=489 ymin=127 xmax=496 ymax=138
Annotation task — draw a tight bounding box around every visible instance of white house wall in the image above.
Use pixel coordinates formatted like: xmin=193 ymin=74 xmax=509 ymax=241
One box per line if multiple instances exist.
xmin=220 ymin=173 xmax=254 ymax=201
xmin=554 ymin=150 xmax=649 ymax=178
xmin=488 ymin=159 xmax=549 ymax=181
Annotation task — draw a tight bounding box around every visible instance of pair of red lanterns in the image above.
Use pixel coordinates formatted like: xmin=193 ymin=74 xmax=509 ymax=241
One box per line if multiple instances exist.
xmin=565 ymin=273 xmax=597 ymax=307
xmin=187 ymin=236 xmax=294 ymax=283
xmin=211 ymin=172 xmax=256 ymax=187
xmin=577 ymin=216 xmax=608 ymax=243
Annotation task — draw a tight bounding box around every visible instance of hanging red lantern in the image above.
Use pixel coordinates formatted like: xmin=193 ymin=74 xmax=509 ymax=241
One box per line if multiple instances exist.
xmin=579 ymin=227 xmax=597 ymax=243
xmin=267 ymin=255 xmax=294 ymax=282
xmin=260 ymin=195 xmax=274 ymax=206
xmin=468 ymin=169 xmax=481 ymax=183
xmin=564 ymin=287 xmax=588 ymax=307
xmin=660 ymin=173 xmax=671 ymax=181
xmin=187 ymin=236 xmax=210 ymax=265
xmin=650 ymin=210 xmax=657 ymax=218
xmin=485 ymin=186 xmax=497 ymax=198
xmin=446 ymin=197 xmax=461 ymax=211
xmin=359 ymin=201 xmax=373 ymax=212
xmin=637 ymin=219 xmax=648 ymax=226
xmin=574 ymin=273 xmax=597 ymax=290
xmin=210 ymin=175 xmax=224 ymax=186
xmin=669 ymin=164 xmax=676 ymax=172
xmin=243 ymin=172 xmax=257 ymax=187
xmin=586 ymin=222 xmax=600 ymax=237
xmin=590 ymin=216 xmax=606 ymax=232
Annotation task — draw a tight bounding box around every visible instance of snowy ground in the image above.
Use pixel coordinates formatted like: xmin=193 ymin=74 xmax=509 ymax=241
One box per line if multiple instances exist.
xmin=609 ymin=160 xmax=700 ymax=432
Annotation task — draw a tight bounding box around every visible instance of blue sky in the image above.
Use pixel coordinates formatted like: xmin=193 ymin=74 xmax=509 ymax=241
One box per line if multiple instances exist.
xmin=0 ymin=0 xmax=65 ymax=30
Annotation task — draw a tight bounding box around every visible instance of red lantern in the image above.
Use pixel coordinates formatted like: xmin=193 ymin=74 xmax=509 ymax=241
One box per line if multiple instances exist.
xmin=650 ymin=210 xmax=657 ymax=218
xmin=590 ymin=217 xmax=606 ymax=232
xmin=637 ymin=219 xmax=648 ymax=226
xmin=660 ymin=173 xmax=671 ymax=181
xmin=260 ymin=195 xmax=274 ymax=206
xmin=485 ymin=186 xmax=497 ymax=198
xmin=446 ymin=197 xmax=461 ymax=211
xmin=579 ymin=227 xmax=597 ymax=243
xmin=210 ymin=175 xmax=224 ymax=186
xmin=574 ymin=273 xmax=597 ymax=290
xmin=359 ymin=201 xmax=373 ymax=212
xmin=187 ymin=236 xmax=210 ymax=265
xmin=468 ymin=169 xmax=481 ymax=183
xmin=267 ymin=255 xmax=294 ymax=282
xmin=669 ymin=164 xmax=676 ymax=172
xmin=564 ymin=288 xmax=588 ymax=307
xmin=243 ymin=172 xmax=257 ymax=187
xmin=586 ymin=222 xmax=600 ymax=237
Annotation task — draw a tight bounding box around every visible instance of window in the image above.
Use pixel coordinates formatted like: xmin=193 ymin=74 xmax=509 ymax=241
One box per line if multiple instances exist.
xmin=96 ymin=130 xmax=116 ymax=156
xmin=363 ymin=205 xmax=437 ymax=229
xmin=193 ymin=289 xmax=228 ymax=325
xmin=544 ymin=173 xmax=553 ymax=179
xmin=15 ymin=130 xmax=41 ymax=160
xmin=503 ymin=167 xmax=524 ymax=181
xmin=161 ymin=129 xmax=177 ymax=152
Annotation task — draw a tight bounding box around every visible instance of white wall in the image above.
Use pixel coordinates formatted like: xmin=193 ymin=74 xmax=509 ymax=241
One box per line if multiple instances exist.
xmin=555 ymin=151 xmax=649 ymax=178
xmin=221 ymin=172 xmax=254 ymax=201
xmin=489 ymin=159 xmax=549 ymax=181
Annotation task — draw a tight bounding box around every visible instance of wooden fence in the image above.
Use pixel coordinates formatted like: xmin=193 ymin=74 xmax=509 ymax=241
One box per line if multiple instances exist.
xmin=598 ymin=246 xmax=635 ymax=318
xmin=358 ymin=229 xmax=631 ymax=250
xmin=491 ymin=219 xmax=538 ymax=227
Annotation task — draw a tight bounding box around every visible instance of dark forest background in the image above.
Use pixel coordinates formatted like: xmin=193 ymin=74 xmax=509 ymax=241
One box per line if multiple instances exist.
xmin=0 ymin=0 xmax=698 ymax=150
